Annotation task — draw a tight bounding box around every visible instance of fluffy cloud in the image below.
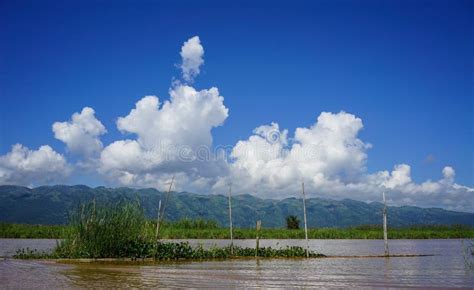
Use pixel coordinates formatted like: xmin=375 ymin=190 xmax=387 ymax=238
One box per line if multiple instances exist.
xmin=0 ymin=144 xmax=70 ymax=186
xmin=116 ymin=86 xmax=227 ymax=149
xmin=52 ymin=107 xmax=106 ymax=157
xmin=381 ymin=164 xmax=412 ymax=189
xmin=442 ymin=166 xmax=455 ymax=181
xmin=363 ymin=164 xmax=473 ymax=211
xmin=99 ymin=84 xmax=229 ymax=191
xmin=214 ymin=111 xmax=473 ymax=211
xmin=218 ymin=111 xmax=371 ymax=195
xmin=180 ymin=36 xmax=204 ymax=82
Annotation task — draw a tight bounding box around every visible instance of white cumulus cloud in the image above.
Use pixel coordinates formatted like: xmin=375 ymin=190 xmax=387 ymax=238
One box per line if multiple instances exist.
xmin=180 ymin=36 xmax=204 ymax=82
xmin=364 ymin=164 xmax=473 ymax=211
xmin=116 ymin=86 xmax=227 ymax=150
xmin=0 ymin=144 xmax=70 ymax=186
xmin=212 ymin=111 xmax=473 ymax=212
xmin=442 ymin=166 xmax=455 ymax=180
xmin=52 ymin=107 xmax=106 ymax=157
xmin=381 ymin=164 xmax=412 ymax=189
xmin=99 ymin=84 xmax=229 ymax=191
xmin=217 ymin=111 xmax=371 ymax=197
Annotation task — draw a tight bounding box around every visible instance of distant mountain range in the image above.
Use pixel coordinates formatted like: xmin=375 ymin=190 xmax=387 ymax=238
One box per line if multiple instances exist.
xmin=1 ymin=185 xmax=473 ymax=228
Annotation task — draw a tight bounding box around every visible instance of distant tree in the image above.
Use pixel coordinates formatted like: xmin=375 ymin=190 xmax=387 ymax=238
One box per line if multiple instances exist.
xmin=286 ymin=215 xmax=300 ymax=230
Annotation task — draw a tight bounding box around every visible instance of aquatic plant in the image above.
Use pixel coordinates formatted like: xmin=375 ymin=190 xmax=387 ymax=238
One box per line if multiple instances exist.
xmin=14 ymin=247 xmax=53 ymax=259
xmin=53 ymin=200 xmax=153 ymax=259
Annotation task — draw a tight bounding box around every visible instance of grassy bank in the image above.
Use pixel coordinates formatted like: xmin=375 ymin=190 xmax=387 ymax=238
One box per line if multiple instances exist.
xmin=0 ymin=223 xmax=66 ymax=239
xmin=2 ymin=222 xmax=473 ymax=239
xmin=13 ymin=201 xmax=323 ymax=260
xmin=158 ymin=224 xmax=474 ymax=239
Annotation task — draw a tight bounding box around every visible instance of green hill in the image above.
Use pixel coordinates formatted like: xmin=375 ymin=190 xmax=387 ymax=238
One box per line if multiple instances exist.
xmin=1 ymin=185 xmax=473 ymax=228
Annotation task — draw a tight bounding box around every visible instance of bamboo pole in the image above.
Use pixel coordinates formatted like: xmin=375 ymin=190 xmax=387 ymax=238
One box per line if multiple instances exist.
xmin=255 ymin=220 xmax=261 ymax=257
xmin=383 ymin=191 xmax=389 ymax=256
xmin=155 ymin=200 xmax=162 ymax=240
xmin=228 ymin=184 xmax=234 ymax=255
xmin=302 ymin=182 xmax=309 ymax=258
xmin=156 ymin=175 xmax=174 ymax=240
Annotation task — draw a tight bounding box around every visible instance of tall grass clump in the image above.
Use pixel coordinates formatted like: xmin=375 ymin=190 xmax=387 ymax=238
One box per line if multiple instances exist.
xmin=54 ymin=200 xmax=153 ymax=259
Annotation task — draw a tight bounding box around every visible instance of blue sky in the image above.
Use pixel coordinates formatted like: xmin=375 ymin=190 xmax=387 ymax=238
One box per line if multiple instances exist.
xmin=0 ymin=0 xmax=472 ymax=209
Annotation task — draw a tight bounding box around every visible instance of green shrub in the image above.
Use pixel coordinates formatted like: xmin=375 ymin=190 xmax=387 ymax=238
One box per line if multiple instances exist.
xmin=286 ymin=215 xmax=300 ymax=230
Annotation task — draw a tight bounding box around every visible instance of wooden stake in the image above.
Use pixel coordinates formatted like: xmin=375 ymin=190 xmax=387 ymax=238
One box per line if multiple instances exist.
xmin=156 ymin=175 xmax=174 ymax=240
xmin=302 ymin=182 xmax=309 ymax=258
xmin=383 ymin=191 xmax=389 ymax=256
xmin=228 ymin=184 xmax=234 ymax=255
xmin=255 ymin=220 xmax=261 ymax=257
xmin=155 ymin=200 xmax=162 ymax=240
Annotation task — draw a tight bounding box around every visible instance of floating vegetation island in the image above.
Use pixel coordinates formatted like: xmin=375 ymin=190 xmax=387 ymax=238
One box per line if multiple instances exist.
xmin=14 ymin=243 xmax=324 ymax=260
xmin=14 ymin=201 xmax=324 ymax=261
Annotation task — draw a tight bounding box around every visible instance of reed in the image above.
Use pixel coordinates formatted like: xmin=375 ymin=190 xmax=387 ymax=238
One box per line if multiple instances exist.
xmin=53 ymin=200 xmax=153 ymax=259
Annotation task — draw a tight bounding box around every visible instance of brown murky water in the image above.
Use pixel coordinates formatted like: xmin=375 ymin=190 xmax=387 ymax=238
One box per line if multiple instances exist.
xmin=1 ymin=239 xmax=473 ymax=288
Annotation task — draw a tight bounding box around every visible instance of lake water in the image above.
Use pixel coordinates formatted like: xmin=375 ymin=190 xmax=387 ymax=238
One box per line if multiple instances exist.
xmin=1 ymin=239 xmax=473 ymax=288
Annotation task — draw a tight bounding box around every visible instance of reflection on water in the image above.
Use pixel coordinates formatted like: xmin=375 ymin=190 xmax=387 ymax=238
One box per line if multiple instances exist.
xmin=0 ymin=239 xmax=58 ymax=258
xmin=0 ymin=259 xmax=72 ymax=289
xmin=1 ymin=239 xmax=473 ymax=288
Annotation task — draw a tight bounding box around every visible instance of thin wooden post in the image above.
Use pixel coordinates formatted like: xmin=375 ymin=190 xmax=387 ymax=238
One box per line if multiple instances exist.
xmin=156 ymin=175 xmax=174 ymax=240
xmin=255 ymin=220 xmax=261 ymax=257
xmin=302 ymin=182 xmax=309 ymax=258
xmin=155 ymin=200 xmax=162 ymax=240
xmin=383 ymin=191 xmax=389 ymax=256
xmin=228 ymin=184 xmax=234 ymax=255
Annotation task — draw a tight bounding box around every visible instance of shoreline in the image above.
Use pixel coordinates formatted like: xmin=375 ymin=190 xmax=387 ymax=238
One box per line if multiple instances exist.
xmin=1 ymin=254 xmax=436 ymax=264
xmin=0 ymin=237 xmax=472 ymax=240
